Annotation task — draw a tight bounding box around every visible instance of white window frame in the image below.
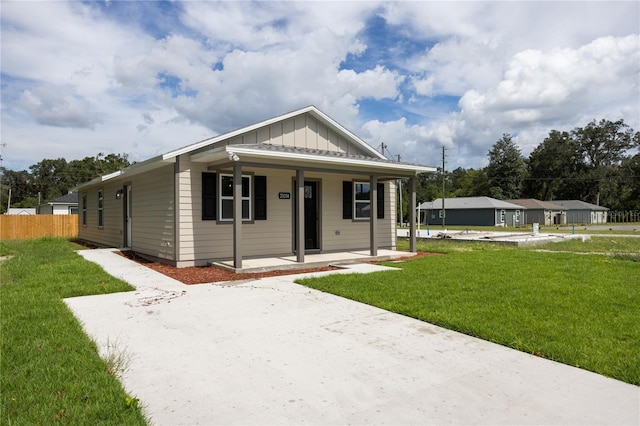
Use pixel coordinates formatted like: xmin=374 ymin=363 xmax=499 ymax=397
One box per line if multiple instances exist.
xmin=515 ymin=210 xmax=521 ymax=223
xmin=219 ymin=173 xmax=252 ymax=221
xmin=97 ymin=190 xmax=104 ymax=228
xmin=500 ymin=209 xmax=506 ymax=223
xmin=353 ymin=181 xmax=370 ymax=220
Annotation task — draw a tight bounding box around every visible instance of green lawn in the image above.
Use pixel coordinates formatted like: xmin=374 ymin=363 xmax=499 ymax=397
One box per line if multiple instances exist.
xmin=0 ymin=238 xmax=148 ymax=425
xmin=297 ymin=245 xmax=640 ymax=385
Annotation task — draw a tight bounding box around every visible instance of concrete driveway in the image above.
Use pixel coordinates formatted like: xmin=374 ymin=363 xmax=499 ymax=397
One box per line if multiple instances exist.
xmin=65 ymin=249 xmax=639 ymax=425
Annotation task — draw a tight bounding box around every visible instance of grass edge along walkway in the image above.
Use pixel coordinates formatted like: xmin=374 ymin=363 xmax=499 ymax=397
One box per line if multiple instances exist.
xmin=297 ymin=249 xmax=640 ymax=386
xmin=0 ymin=238 xmax=148 ymax=425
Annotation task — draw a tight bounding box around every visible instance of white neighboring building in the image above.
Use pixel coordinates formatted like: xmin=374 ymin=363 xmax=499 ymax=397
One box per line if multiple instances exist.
xmin=37 ymin=192 xmax=79 ymax=215
xmin=6 ymin=208 xmax=37 ymax=215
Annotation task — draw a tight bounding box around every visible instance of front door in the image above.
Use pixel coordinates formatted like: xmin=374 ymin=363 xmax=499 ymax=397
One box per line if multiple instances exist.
xmin=294 ymin=181 xmax=319 ymax=251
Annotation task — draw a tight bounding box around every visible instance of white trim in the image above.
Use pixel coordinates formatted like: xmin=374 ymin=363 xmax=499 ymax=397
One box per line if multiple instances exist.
xmin=219 ymin=146 xmax=436 ymax=174
xmin=219 ymin=173 xmax=252 ymax=221
xmin=353 ymin=181 xmax=371 ymax=220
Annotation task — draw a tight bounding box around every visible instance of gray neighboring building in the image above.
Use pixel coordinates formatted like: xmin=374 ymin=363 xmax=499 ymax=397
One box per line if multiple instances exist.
xmin=510 ymin=199 xmax=566 ymax=225
xmin=418 ymin=196 xmax=525 ymax=227
xmin=37 ymin=192 xmax=79 ymax=215
xmin=551 ymin=200 xmax=609 ymax=224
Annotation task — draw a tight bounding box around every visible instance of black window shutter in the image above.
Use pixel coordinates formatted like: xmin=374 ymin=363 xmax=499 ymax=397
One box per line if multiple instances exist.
xmin=377 ymin=182 xmax=384 ymax=219
xmin=202 ymin=172 xmax=216 ymax=220
xmin=254 ymin=176 xmax=267 ymax=220
xmin=342 ymin=181 xmax=353 ymax=219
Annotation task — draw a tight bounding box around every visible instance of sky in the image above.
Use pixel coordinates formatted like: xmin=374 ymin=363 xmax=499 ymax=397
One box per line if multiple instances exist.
xmin=1 ymin=1 xmax=639 ymax=172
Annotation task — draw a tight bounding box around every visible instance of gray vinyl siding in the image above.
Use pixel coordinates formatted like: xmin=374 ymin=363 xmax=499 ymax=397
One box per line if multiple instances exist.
xmin=78 ymin=165 xmax=175 ymax=259
xmin=427 ymin=209 xmax=495 ymax=226
xmin=175 ymin=158 xmax=396 ymax=266
xmin=321 ymin=175 xmax=395 ymax=251
xmin=177 ymin=157 xmax=295 ymax=266
xmin=523 ymin=209 xmax=552 ymax=225
xmin=566 ymin=209 xmax=606 ymax=224
xmin=130 ymin=165 xmax=175 ymax=261
xmin=78 ymin=182 xmax=126 ymax=248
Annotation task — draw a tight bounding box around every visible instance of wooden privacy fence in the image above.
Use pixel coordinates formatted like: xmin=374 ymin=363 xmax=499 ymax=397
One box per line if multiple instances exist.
xmin=0 ymin=214 xmax=79 ymax=240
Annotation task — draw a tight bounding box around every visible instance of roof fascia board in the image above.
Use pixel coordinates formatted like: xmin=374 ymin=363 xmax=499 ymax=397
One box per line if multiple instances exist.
xmin=212 ymin=160 xmax=429 ymax=178
xmin=218 ymin=145 xmax=435 ymax=174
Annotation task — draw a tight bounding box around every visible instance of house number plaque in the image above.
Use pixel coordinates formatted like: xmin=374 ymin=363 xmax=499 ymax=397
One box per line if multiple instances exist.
xmin=278 ymin=192 xmax=291 ymax=199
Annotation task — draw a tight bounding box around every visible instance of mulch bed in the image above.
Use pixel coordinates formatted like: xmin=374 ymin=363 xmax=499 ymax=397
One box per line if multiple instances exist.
xmin=116 ymin=250 xmax=339 ymax=284
xmin=114 ymin=250 xmax=435 ymax=285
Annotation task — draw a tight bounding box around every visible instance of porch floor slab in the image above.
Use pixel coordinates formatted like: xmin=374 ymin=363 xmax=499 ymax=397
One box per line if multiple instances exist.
xmin=213 ymin=249 xmax=416 ymax=273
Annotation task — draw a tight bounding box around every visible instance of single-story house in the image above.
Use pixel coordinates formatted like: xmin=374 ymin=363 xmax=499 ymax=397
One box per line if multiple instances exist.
xmin=509 ymin=199 xmax=566 ymax=225
xmin=550 ymin=200 xmax=609 ymax=224
xmin=76 ymin=106 xmax=435 ymax=269
xmin=418 ymin=196 xmax=525 ymax=227
xmin=37 ymin=192 xmax=78 ymax=215
xmin=6 ymin=208 xmax=37 ymax=215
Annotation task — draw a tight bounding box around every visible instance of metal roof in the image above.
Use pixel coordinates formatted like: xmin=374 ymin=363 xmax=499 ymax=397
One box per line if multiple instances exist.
xmin=418 ymin=197 xmax=526 ymax=210
xmin=191 ymin=143 xmax=435 ymax=176
xmin=551 ymin=200 xmax=609 ymax=211
xmin=509 ymin=199 xmax=564 ymax=210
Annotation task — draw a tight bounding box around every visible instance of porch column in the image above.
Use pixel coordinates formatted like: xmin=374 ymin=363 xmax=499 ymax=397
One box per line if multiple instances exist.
xmin=409 ymin=176 xmax=417 ymax=253
xmin=233 ymin=162 xmax=242 ymax=269
xmin=296 ymin=169 xmax=305 ymax=263
xmin=369 ymin=175 xmax=378 ymax=256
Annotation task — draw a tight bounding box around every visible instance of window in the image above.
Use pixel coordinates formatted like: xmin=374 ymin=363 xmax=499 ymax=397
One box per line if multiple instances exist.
xmin=515 ymin=210 xmax=521 ymax=223
xmin=81 ymin=193 xmax=87 ymax=225
xmin=342 ymin=181 xmax=384 ymax=220
xmin=97 ymin=190 xmax=104 ymax=227
xmin=220 ymin=174 xmax=251 ymax=221
xmin=202 ymin=173 xmax=267 ymax=221
xmin=354 ymin=182 xmax=370 ymax=219
xmin=500 ymin=209 xmax=505 ymax=223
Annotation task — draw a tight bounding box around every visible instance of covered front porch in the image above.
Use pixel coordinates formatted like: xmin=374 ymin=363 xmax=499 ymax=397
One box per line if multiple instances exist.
xmin=190 ymin=144 xmax=432 ymax=270
xmin=213 ymin=248 xmax=416 ymax=273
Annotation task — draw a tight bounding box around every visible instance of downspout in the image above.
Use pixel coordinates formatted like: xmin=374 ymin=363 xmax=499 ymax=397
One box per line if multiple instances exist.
xmin=173 ymin=156 xmax=180 ymax=265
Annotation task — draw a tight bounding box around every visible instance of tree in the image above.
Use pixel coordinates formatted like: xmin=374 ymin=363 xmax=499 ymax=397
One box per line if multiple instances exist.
xmin=619 ymin=153 xmax=640 ymax=210
xmin=525 ymin=130 xmax=582 ymax=200
xmin=29 ymin=158 xmax=69 ymax=202
xmin=450 ymin=167 xmax=490 ymax=197
xmin=486 ymin=134 xmax=526 ymax=199
xmin=572 ymin=119 xmax=636 ymax=206
xmin=0 ymin=152 xmax=131 ymax=210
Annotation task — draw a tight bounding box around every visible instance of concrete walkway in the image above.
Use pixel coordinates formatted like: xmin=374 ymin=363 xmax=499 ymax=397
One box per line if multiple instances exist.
xmin=65 ymin=249 xmax=639 ymax=425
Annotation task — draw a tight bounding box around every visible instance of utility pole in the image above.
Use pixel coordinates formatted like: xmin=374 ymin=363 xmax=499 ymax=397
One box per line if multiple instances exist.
xmin=442 ymin=146 xmax=446 ymax=227
xmin=0 ymin=141 xmax=5 ymax=213
xmin=397 ymin=154 xmax=402 ymax=227
xmin=380 ymin=142 xmax=387 ymax=156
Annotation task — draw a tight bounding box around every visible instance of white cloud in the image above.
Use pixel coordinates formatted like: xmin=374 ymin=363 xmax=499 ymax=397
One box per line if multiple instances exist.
xmin=458 ymin=34 xmax=640 ymax=126
xmin=1 ymin=0 xmax=638 ymax=175
xmin=17 ymin=86 xmax=102 ymax=129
